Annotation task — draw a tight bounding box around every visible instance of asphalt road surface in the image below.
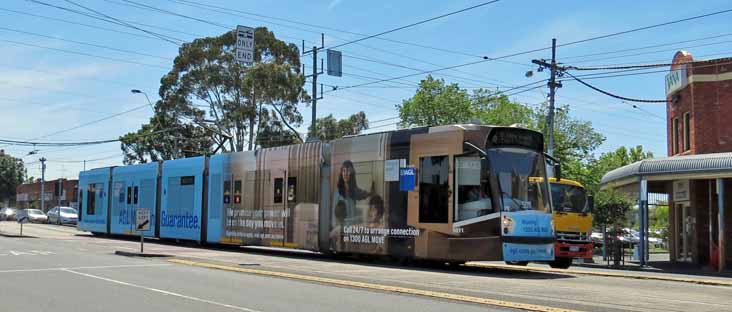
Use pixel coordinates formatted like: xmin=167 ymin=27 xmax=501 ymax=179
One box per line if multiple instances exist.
xmin=1 ymin=222 xmax=731 ymax=312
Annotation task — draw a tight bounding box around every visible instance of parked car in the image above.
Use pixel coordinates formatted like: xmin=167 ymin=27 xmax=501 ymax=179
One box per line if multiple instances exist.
xmin=591 ymin=232 xmax=605 ymax=247
xmin=17 ymin=209 xmax=48 ymax=223
xmin=0 ymin=207 xmax=16 ymax=221
xmin=47 ymin=207 xmax=78 ymax=225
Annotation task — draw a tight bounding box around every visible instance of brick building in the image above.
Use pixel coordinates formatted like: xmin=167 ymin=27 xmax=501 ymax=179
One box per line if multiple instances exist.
xmin=602 ymin=51 xmax=732 ymax=272
xmin=666 ymin=51 xmax=732 ymax=156
xmin=16 ymin=179 xmax=79 ymax=211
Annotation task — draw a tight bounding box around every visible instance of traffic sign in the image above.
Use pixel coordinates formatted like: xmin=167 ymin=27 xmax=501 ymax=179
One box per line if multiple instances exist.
xmin=17 ymin=216 xmax=29 ymax=224
xmin=327 ymin=49 xmax=342 ymax=77
xmin=235 ymin=25 xmax=254 ymax=65
xmin=136 ymin=208 xmax=151 ymax=231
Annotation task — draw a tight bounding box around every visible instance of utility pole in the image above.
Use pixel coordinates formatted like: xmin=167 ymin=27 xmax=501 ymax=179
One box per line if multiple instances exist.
xmin=57 ymin=178 xmax=63 ymax=225
xmin=303 ymin=34 xmax=324 ymax=140
xmin=39 ymin=157 xmax=46 ymax=213
xmin=532 ymin=38 xmax=564 ymax=158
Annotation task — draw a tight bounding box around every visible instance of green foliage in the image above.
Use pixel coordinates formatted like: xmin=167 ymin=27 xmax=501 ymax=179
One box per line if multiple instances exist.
xmin=0 ymin=151 xmax=25 ymax=203
xmin=651 ymin=205 xmax=669 ymax=240
xmin=577 ymin=145 xmax=654 ymax=194
xmin=122 ymin=27 xmax=307 ymax=163
xmin=471 ymin=91 xmax=535 ymax=127
xmin=309 ymin=111 xmax=369 ymax=141
xmin=397 ymin=77 xmax=605 ymax=182
xmin=397 ymin=75 xmax=472 ymax=127
xmin=593 ymin=189 xmax=634 ymax=228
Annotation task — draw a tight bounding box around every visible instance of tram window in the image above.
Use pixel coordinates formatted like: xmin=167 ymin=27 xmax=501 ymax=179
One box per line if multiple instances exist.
xmin=234 ymin=180 xmax=242 ymax=204
xmin=180 ymin=176 xmax=195 ymax=185
xmin=223 ymin=180 xmax=231 ymax=204
xmin=87 ymin=184 xmax=96 ymax=215
xmin=456 ymin=156 xmax=492 ymax=221
xmin=133 ymin=186 xmax=139 ymax=205
xmin=126 ymin=187 xmax=132 ymax=204
xmin=287 ymin=177 xmax=297 ymax=202
xmin=419 ymin=155 xmax=449 ymax=223
xmin=273 ymin=178 xmax=283 ymax=203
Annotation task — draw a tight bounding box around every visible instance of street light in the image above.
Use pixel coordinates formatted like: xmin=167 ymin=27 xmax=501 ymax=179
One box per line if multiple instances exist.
xmin=131 ymin=89 xmax=154 ymax=111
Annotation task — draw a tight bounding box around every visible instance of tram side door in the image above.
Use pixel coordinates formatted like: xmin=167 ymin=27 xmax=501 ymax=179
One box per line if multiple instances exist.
xmin=126 ymin=182 xmax=139 ymax=233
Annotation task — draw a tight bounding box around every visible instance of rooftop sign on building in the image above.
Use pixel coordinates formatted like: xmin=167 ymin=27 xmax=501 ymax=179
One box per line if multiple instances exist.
xmin=665 ymin=64 xmax=688 ymax=96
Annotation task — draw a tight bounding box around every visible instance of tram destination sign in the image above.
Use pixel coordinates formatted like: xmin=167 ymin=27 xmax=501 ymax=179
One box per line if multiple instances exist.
xmin=489 ymin=128 xmax=543 ymax=151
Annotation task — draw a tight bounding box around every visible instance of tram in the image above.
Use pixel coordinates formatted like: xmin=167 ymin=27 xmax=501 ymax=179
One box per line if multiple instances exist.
xmin=77 ymin=124 xmax=556 ymax=263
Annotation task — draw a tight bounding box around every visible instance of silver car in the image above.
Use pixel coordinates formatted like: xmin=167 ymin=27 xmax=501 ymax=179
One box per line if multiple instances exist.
xmin=17 ymin=209 xmax=48 ymax=223
xmin=47 ymin=207 xmax=78 ymax=225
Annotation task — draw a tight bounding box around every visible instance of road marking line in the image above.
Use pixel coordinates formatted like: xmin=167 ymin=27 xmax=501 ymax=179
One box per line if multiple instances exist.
xmin=169 ymin=258 xmax=584 ymax=312
xmin=466 ymin=262 xmax=732 ymax=287
xmin=0 ymin=263 xmax=171 ymax=273
xmin=62 ymin=269 xmax=261 ymax=312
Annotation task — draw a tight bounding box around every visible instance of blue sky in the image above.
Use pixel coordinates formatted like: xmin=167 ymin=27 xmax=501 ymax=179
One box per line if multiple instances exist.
xmin=1 ymin=0 xmax=731 ymax=180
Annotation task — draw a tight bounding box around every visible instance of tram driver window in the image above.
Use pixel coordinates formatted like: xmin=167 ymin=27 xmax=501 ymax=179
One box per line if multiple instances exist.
xmin=456 ymin=156 xmax=492 ymax=221
xmin=419 ymin=155 xmax=449 ymax=223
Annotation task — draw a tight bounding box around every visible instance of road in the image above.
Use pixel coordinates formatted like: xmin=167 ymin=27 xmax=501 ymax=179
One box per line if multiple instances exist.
xmin=1 ymin=222 xmax=731 ymax=312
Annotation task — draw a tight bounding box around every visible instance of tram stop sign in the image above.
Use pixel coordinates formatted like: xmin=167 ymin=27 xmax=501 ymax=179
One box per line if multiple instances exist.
xmin=399 ymin=167 xmax=417 ymax=191
xmin=136 ymin=208 xmax=151 ymax=232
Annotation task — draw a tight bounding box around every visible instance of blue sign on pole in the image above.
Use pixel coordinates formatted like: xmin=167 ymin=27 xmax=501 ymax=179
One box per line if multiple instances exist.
xmin=399 ymin=167 xmax=417 ymax=191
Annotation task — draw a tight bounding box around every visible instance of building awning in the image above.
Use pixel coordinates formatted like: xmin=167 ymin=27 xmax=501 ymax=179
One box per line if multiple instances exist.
xmin=601 ymin=152 xmax=732 ymax=188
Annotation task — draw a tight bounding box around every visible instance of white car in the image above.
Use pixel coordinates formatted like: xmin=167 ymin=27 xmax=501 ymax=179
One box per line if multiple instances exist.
xmin=17 ymin=209 xmax=48 ymax=223
xmin=47 ymin=207 xmax=78 ymax=225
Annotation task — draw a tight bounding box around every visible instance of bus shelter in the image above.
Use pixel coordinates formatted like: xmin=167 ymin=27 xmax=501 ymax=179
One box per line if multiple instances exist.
xmin=601 ymin=152 xmax=732 ymax=272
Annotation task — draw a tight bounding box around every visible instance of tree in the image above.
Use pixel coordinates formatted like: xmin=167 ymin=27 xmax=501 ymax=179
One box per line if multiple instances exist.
xmin=397 ymin=75 xmax=472 ymax=127
xmin=0 ymin=151 xmax=25 ymax=206
xmin=471 ymin=91 xmax=535 ymax=127
xmin=593 ymin=189 xmax=634 ymax=229
xmin=578 ymin=145 xmax=655 ymax=194
xmin=122 ymin=27 xmax=307 ymax=163
xmin=309 ymin=112 xmax=369 ymax=141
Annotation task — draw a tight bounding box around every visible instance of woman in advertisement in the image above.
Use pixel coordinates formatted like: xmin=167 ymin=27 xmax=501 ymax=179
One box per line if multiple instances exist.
xmin=334 ymin=160 xmax=371 ymax=224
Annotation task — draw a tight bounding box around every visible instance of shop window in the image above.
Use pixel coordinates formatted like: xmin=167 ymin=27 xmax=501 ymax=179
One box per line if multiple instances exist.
xmin=672 ymin=118 xmax=679 ymax=154
xmin=419 ymin=155 xmax=449 ymax=223
xmin=274 ymin=178 xmax=283 ymax=204
xmin=683 ymin=112 xmax=690 ymax=151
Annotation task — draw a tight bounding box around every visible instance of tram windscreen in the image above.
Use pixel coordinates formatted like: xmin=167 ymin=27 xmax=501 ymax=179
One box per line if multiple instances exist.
xmin=551 ymin=183 xmax=588 ymax=213
xmin=486 ymin=147 xmax=550 ymax=213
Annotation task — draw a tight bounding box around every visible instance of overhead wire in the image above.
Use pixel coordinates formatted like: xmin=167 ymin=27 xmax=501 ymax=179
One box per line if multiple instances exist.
xmin=26 ymin=0 xmax=183 ymax=45
xmin=564 ymin=72 xmax=667 ymax=103
xmin=0 ymin=38 xmax=169 ymax=69
xmin=325 ymin=0 xmax=501 ymax=50
xmin=0 ymin=25 xmax=172 ymax=60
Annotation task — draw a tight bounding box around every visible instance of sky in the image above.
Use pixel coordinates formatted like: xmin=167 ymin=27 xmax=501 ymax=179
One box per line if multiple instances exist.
xmin=1 ymin=0 xmax=731 ymax=181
